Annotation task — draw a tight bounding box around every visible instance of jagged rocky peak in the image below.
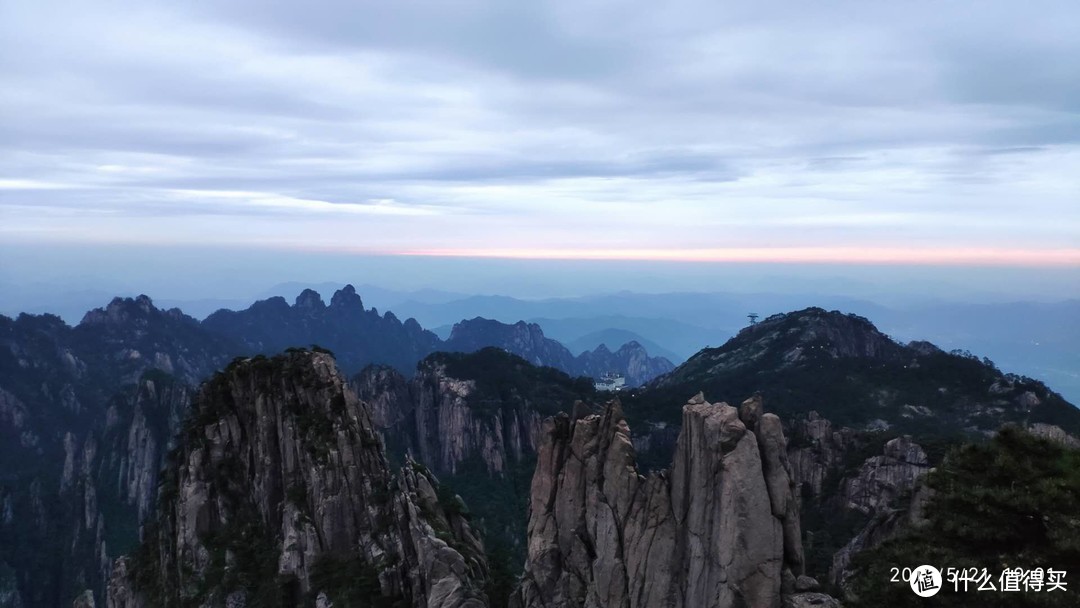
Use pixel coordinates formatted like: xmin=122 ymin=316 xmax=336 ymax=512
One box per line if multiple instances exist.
xmin=514 ymin=392 xmax=829 ymax=608
xmin=293 ymin=288 xmax=326 ymax=312
xmin=79 ymin=295 xmax=190 ymax=327
xmin=107 ymin=349 xmax=488 ymax=608
xmin=202 ymin=287 xmax=441 ymax=374
xmin=329 ymin=283 xmax=363 ymax=309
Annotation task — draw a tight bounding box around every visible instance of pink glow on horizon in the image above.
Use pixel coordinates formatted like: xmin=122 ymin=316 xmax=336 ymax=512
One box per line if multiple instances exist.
xmin=394 ymin=246 xmax=1080 ymax=266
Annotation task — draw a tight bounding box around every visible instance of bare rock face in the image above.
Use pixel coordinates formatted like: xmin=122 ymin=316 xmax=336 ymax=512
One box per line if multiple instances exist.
xmin=351 ymin=364 xmax=411 ymax=429
xmin=829 ymin=437 xmax=932 ymax=587
xmin=106 ymin=350 xmax=487 ymax=608
xmin=840 ymin=436 xmax=929 ymax=516
xmin=352 ymin=357 xmax=554 ymax=477
xmin=787 ymin=412 xmax=855 ymax=500
xmin=1027 ymin=423 xmax=1080 ymax=448
xmin=513 ymin=394 xmax=808 ymax=608
xmin=72 ymin=589 xmax=96 ymax=607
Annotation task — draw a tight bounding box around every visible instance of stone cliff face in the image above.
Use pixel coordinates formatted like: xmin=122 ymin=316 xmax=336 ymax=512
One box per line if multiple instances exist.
xmin=840 ymin=436 xmax=929 ymax=516
xmin=107 ymin=350 xmax=487 ymax=608
xmin=779 ymin=408 xmax=937 ymax=590
xmin=57 ymin=375 xmax=194 ymax=606
xmin=0 ymin=298 xmax=232 ymax=608
xmin=98 ymin=374 xmax=193 ymax=526
xmin=786 ymin=412 xmax=856 ymax=500
xmin=514 ymin=394 xmax=811 ymax=608
xmin=352 ymin=350 xmax=595 ymax=478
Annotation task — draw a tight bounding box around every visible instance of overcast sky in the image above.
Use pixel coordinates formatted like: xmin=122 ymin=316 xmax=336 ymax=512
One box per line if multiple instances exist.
xmin=1 ymin=0 xmax=1078 ymax=293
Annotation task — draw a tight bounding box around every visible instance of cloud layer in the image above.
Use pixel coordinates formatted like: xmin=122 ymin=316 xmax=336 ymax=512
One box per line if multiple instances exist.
xmin=2 ymin=0 xmax=1078 ymax=262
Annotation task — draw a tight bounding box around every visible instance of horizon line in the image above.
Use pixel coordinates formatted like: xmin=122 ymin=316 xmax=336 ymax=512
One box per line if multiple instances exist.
xmin=396 ymin=246 xmax=1080 ymax=267
xmin=4 ymin=236 xmax=1080 ymax=267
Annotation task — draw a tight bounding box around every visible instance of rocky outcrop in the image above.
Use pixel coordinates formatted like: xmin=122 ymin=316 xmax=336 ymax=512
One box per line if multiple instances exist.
xmin=829 ymin=437 xmax=932 ymax=587
xmin=840 ymin=437 xmax=929 ymax=516
xmin=1027 ymin=422 xmax=1080 ymax=448
xmin=514 ymin=393 xmax=812 ymax=608
xmin=107 ymin=350 xmax=487 ymax=608
xmin=786 ymin=412 xmax=855 ymax=499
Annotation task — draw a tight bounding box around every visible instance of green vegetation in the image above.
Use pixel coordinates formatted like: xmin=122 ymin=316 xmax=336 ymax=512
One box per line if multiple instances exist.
xmin=847 ymin=427 xmax=1080 ymax=607
xmin=622 ymin=309 xmax=1078 ymax=438
xmin=435 ymin=483 xmax=471 ymax=520
xmin=309 ymin=554 xmax=404 ymax=608
xmin=194 ymin=514 xmax=284 ymax=606
xmin=623 ymin=347 xmax=1079 ymax=438
xmin=437 ymin=455 xmax=536 ymax=608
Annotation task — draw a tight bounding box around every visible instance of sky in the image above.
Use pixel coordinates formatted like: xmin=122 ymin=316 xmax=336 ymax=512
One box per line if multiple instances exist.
xmin=1 ymin=0 xmax=1078 ymax=303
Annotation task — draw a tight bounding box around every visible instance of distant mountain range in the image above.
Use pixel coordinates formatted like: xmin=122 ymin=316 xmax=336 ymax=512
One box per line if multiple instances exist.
xmin=199 ymin=285 xmax=673 ymax=386
xmin=6 ymin=284 xmax=1075 ymax=403
xmin=2 ymin=287 xmax=1078 ymax=607
xmin=444 ymin=318 xmax=674 ymax=387
xmin=388 ymin=291 xmax=1080 ymax=405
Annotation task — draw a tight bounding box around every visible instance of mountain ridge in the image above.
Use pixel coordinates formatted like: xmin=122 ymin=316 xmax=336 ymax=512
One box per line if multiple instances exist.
xmin=632 ymin=306 xmax=1078 ymax=437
